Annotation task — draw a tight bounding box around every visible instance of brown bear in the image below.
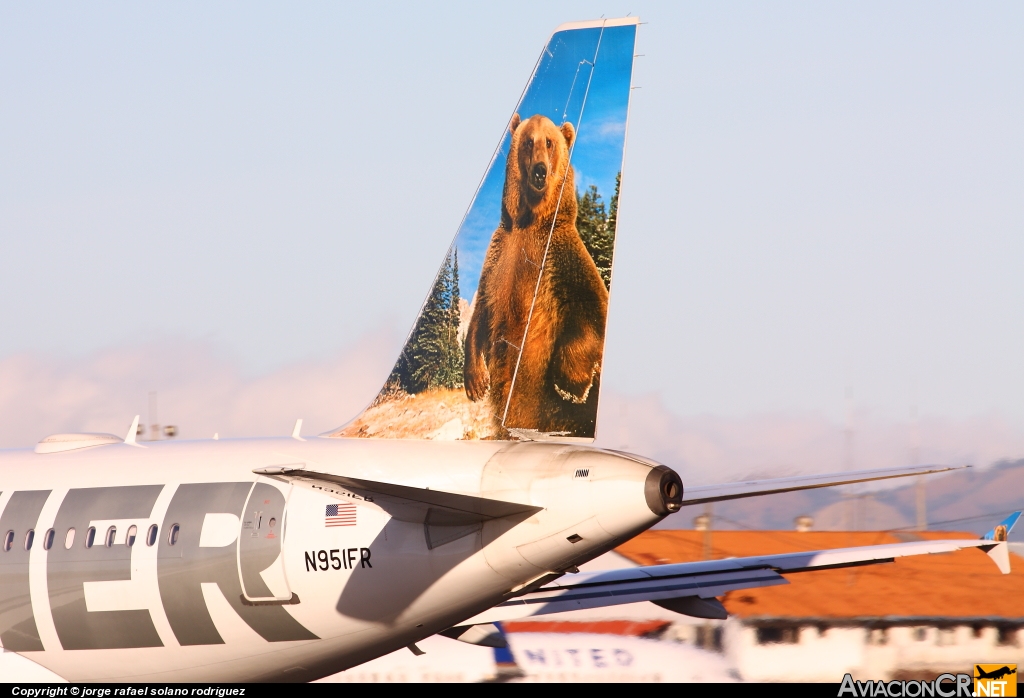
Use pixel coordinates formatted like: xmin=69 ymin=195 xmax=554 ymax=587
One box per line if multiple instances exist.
xmin=463 ymin=113 xmax=609 ymax=438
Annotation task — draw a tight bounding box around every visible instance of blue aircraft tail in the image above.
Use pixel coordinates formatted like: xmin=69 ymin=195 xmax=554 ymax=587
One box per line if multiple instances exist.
xmin=331 ymin=19 xmax=639 ymax=442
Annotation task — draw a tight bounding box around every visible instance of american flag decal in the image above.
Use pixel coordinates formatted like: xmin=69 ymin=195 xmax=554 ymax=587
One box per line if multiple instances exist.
xmin=325 ymin=503 xmax=357 ymax=527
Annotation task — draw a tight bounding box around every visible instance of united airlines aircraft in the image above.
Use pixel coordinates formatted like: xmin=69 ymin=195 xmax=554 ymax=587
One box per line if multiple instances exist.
xmin=0 ymin=18 xmax=1017 ymax=682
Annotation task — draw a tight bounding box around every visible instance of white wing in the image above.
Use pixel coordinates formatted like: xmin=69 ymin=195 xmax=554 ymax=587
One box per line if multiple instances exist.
xmin=463 ymin=512 xmax=1020 ymax=626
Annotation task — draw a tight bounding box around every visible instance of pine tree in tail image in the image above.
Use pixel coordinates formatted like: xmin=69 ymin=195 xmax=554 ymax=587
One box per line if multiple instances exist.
xmin=607 ymin=172 xmax=621 ymax=267
xmin=401 ymin=249 xmax=464 ymax=394
xmin=576 ymin=173 xmax=621 ymax=291
xmin=342 ymin=249 xmax=493 ymax=440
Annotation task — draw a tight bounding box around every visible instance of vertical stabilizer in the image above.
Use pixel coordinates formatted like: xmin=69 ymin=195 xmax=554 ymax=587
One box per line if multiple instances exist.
xmin=331 ymin=18 xmax=639 ymax=442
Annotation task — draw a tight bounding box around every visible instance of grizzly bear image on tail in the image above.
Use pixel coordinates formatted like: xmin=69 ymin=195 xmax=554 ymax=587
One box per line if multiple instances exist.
xmin=463 ymin=113 xmax=609 ymax=438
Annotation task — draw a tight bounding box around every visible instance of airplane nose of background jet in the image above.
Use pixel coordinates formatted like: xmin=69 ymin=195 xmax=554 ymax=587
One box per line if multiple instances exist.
xmin=645 ymin=465 xmax=684 ymax=516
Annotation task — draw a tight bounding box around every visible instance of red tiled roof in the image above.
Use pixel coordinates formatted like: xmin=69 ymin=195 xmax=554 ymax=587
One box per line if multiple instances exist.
xmin=615 ymin=530 xmax=1024 ymax=621
xmin=503 ymin=620 xmax=670 ymax=636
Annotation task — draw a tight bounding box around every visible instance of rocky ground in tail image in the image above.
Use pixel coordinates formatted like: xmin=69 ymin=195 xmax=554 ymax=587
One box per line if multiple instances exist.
xmin=339 ymin=388 xmax=497 ymax=440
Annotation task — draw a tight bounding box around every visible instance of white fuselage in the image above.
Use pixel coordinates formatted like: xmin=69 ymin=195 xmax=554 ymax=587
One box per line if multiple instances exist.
xmin=0 ymin=437 xmax=668 ymax=682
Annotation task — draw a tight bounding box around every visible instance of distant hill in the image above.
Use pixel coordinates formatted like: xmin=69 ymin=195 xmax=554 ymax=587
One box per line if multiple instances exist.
xmin=873 ymin=458 xmax=1024 ymax=533
xmin=659 ymin=458 xmax=1024 ymax=535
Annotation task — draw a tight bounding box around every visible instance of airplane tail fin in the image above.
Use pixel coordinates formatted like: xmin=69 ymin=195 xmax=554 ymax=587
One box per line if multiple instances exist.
xmin=982 ymin=511 xmax=1021 ymax=542
xmin=330 ymin=19 xmax=639 ymax=442
xmin=980 ymin=511 xmax=1021 ymax=574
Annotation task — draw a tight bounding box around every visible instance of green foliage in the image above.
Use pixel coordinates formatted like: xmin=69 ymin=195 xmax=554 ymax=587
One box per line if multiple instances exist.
xmin=608 ymin=171 xmax=621 ymax=238
xmin=386 ymin=249 xmax=464 ymax=394
xmin=576 ymin=172 xmax=620 ymax=290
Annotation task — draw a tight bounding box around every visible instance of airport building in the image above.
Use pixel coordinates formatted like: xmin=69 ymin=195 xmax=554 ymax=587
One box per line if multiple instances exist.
xmin=615 ymin=530 xmax=1024 ymax=682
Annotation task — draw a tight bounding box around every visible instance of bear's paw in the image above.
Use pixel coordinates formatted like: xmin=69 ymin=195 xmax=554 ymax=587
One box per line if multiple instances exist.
xmin=553 ymin=363 xmax=599 ymax=404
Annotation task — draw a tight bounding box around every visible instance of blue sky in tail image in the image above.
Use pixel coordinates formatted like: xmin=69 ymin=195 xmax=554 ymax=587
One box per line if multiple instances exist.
xmin=455 ymin=23 xmax=635 ymax=300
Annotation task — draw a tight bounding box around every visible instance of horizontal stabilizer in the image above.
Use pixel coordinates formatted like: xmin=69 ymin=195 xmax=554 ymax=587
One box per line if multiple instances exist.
xmin=253 ymin=466 xmax=540 ymax=526
xmin=468 ymin=567 xmax=787 ymax=623
xmin=681 ymin=464 xmax=966 ymax=506
xmin=465 ymin=526 xmax=1005 ymax=624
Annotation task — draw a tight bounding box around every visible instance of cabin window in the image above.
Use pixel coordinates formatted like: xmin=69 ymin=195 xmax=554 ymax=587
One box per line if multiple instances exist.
xmin=168 ymin=523 xmax=180 ymax=546
xmin=24 ymin=529 xmax=34 ymax=551
xmin=936 ymin=627 xmax=956 ymax=646
xmin=997 ymin=627 xmax=1018 ymax=647
xmin=85 ymin=526 xmax=96 ymax=549
xmin=126 ymin=525 xmax=137 ymax=547
xmin=2 ymin=530 xmax=12 ymax=552
xmin=147 ymin=524 xmax=158 ymax=547
xmin=43 ymin=529 xmax=55 ymax=550
xmin=756 ymin=625 xmax=799 ymax=645
xmin=65 ymin=528 xmax=76 ymax=549
xmin=105 ymin=526 xmax=116 ymax=548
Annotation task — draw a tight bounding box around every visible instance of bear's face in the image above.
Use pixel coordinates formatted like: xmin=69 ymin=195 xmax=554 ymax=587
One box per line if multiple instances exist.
xmin=507 ymin=114 xmax=575 ymax=221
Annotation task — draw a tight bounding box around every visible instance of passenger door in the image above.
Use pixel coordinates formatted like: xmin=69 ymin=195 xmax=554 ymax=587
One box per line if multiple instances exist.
xmin=237 ymin=480 xmax=293 ymax=603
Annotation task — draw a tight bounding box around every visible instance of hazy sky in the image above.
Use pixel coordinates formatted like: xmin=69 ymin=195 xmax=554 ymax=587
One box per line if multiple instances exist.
xmin=2 ymin=3 xmax=1022 ymax=434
